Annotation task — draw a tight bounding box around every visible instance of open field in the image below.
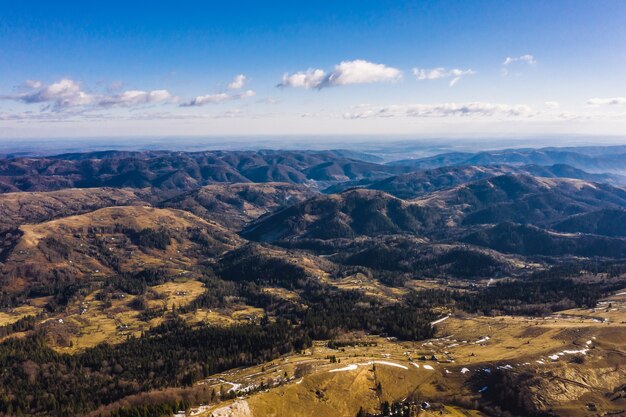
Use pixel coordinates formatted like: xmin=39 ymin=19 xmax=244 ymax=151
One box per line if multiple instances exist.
xmin=159 ymin=289 xmax=626 ymax=417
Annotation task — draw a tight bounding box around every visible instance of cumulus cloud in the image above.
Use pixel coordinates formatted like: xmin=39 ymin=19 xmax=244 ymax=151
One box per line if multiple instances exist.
xmin=278 ymin=69 xmax=326 ymax=89
xmin=502 ymin=54 xmax=537 ymax=66
xmin=343 ymin=102 xmax=533 ymax=119
xmin=412 ymin=67 xmax=475 ymax=86
xmin=228 ymin=74 xmax=247 ymax=90
xmin=0 ymin=78 xmax=174 ymax=111
xmin=3 ymin=78 xmax=94 ymax=109
xmin=544 ymin=101 xmax=561 ymax=109
xmin=586 ymin=97 xmax=626 ymax=106
xmin=181 ymin=89 xmax=255 ymax=107
xmin=278 ymin=60 xmax=401 ymax=89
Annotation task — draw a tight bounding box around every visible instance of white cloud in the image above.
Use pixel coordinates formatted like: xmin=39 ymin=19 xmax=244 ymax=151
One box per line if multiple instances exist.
xmin=278 ymin=69 xmax=326 ymax=89
xmin=228 ymin=74 xmax=247 ymax=90
xmin=97 ymin=90 xmax=174 ymax=107
xmin=278 ymin=59 xmax=401 ymax=89
xmin=586 ymin=97 xmax=626 ymax=106
xmin=181 ymin=89 xmax=255 ymax=107
xmin=4 ymin=78 xmax=94 ymax=109
xmin=344 ymin=102 xmax=533 ymax=119
xmin=412 ymin=67 xmax=475 ymax=86
xmin=0 ymin=78 xmax=174 ymax=111
xmin=234 ymin=90 xmax=256 ymax=99
xmin=502 ymin=54 xmax=537 ymax=66
xmin=544 ymin=101 xmax=560 ymax=109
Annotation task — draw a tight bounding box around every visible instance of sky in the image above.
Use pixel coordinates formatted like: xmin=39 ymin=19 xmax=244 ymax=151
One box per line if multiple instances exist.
xmin=1 ymin=0 xmax=625 ymax=140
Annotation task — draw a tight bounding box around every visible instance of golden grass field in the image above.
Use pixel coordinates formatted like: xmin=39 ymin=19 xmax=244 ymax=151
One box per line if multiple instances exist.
xmin=177 ymin=290 xmax=626 ymax=417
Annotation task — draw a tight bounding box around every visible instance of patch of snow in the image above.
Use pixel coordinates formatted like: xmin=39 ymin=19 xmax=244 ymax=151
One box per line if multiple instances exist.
xmin=423 ymin=365 xmax=434 ymax=370
xmin=329 ymin=364 xmax=358 ymax=373
xmin=411 ymin=363 xmax=420 ymax=369
xmin=562 ymin=349 xmax=588 ymax=355
xmin=461 ymin=368 xmax=470 ymax=374
xmin=225 ymin=382 xmax=242 ymax=393
xmin=330 ymin=361 xmax=409 ymax=372
xmin=370 ymin=361 xmax=409 ymax=370
xmin=430 ymin=315 xmax=451 ymax=326
xmin=473 ymin=336 xmax=490 ymax=344
xmin=549 ymin=355 xmax=559 ymax=361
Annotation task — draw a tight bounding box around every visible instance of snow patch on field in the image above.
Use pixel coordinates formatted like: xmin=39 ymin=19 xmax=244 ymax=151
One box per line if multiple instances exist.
xmin=329 ymin=364 xmax=358 ymax=373
xmin=430 ymin=315 xmax=451 ymax=326
xmin=370 ymin=361 xmax=408 ymax=370
xmin=329 ymin=360 xmax=409 ymax=373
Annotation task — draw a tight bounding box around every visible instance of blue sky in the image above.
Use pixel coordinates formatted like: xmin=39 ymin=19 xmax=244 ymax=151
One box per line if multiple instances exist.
xmin=1 ymin=0 xmax=625 ymax=138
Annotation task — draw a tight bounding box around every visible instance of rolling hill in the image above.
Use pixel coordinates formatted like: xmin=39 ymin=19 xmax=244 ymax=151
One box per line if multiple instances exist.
xmin=464 ymin=222 xmax=626 ymax=257
xmin=415 ymin=174 xmax=626 ymax=227
xmin=553 ymin=208 xmax=626 ymax=237
xmin=160 ymin=182 xmax=317 ymax=230
xmin=241 ymin=189 xmax=443 ymax=242
xmin=0 ymin=150 xmax=410 ymax=194
xmin=369 ymin=164 xmax=621 ymax=199
xmin=391 ymin=146 xmax=626 ymax=175
xmin=0 ymin=206 xmax=242 ymax=295
xmin=0 ymin=187 xmax=148 ymax=228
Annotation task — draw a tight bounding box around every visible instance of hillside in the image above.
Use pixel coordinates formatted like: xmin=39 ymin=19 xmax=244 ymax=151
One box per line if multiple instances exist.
xmin=242 ymin=189 xmax=443 ymax=242
xmin=464 ymin=222 xmax=626 ymax=257
xmin=553 ymin=208 xmax=626 ymax=237
xmin=369 ymin=164 xmax=621 ymax=199
xmin=0 ymin=187 xmax=147 ymax=228
xmin=415 ymin=174 xmax=626 ymax=227
xmin=0 ymin=206 xmax=242 ymax=295
xmin=368 ymin=165 xmax=514 ymax=199
xmin=160 ymin=182 xmax=316 ymax=229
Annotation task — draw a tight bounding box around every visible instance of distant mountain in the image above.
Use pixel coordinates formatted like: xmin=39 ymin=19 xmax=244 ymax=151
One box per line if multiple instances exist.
xmin=464 ymin=222 xmax=626 ymax=258
xmin=0 ymin=150 xmax=409 ymax=194
xmin=241 ymin=189 xmax=443 ymax=242
xmin=415 ymin=174 xmax=626 ymax=227
xmin=325 ymin=163 xmax=619 ymax=197
xmin=368 ymin=165 xmax=508 ymax=198
xmin=390 ymin=146 xmax=626 ymax=174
